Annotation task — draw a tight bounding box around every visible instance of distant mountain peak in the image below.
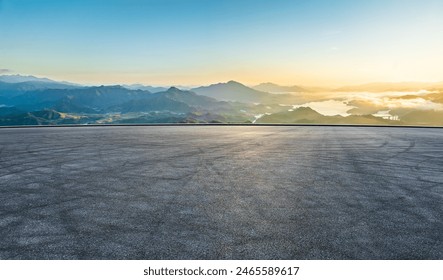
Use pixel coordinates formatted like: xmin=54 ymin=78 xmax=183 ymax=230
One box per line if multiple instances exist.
xmin=257 ymin=82 xmax=279 ymax=86
xmin=0 ymin=74 xmax=80 ymax=88
xmin=191 ymin=80 xmax=273 ymax=103
xmin=294 ymin=106 xmax=320 ymax=113
xmin=227 ymin=80 xmax=242 ymax=85
xmin=226 ymin=80 xmax=250 ymax=88
xmin=0 ymin=74 xmax=54 ymax=84
xmin=253 ymin=82 xmax=306 ymax=93
xmin=93 ymin=85 xmax=125 ymax=90
xmin=168 ymin=86 xmax=181 ymax=92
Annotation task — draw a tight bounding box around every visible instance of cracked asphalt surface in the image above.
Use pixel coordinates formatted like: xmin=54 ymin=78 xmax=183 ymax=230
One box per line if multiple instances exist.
xmin=0 ymin=126 xmax=442 ymax=259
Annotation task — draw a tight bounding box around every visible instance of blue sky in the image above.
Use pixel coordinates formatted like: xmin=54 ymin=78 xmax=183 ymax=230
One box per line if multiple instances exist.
xmin=1 ymin=0 xmax=442 ymax=86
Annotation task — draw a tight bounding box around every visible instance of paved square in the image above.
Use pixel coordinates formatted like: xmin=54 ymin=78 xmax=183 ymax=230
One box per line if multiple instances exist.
xmin=0 ymin=126 xmax=442 ymax=259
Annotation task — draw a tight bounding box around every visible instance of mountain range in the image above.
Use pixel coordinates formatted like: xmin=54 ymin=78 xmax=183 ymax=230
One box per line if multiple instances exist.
xmin=0 ymin=74 xmax=442 ymax=126
xmin=0 ymin=74 xmax=80 ymax=91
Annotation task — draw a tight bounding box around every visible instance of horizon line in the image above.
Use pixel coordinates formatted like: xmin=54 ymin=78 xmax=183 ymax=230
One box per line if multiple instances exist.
xmin=1 ymin=73 xmax=443 ymax=89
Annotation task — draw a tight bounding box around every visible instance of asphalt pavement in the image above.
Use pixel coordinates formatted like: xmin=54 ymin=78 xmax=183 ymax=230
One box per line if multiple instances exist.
xmin=0 ymin=126 xmax=442 ymax=259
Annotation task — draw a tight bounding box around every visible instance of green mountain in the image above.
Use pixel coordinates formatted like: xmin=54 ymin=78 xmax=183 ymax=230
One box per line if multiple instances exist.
xmin=0 ymin=84 xmax=253 ymax=125
xmin=391 ymin=109 xmax=443 ymax=126
xmin=257 ymin=107 xmax=396 ymax=125
xmin=0 ymin=106 xmax=23 ymax=116
xmin=109 ymin=95 xmax=192 ymax=113
xmin=0 ymin=109 xmax=99 ymax=126
xmin=3 ymin=85 xmax=152 ymax=112
xmin=256 ymin=107 xmax=324 ymax=123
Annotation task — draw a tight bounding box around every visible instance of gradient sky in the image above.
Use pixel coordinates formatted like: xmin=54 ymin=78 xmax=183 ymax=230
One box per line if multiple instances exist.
xmin=1 ymin=0 xmax=443 ymax=86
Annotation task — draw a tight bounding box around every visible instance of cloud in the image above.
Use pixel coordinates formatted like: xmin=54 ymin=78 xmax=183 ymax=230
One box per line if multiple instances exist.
xmin=0 ymin=68 xmax=12 ymax=74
